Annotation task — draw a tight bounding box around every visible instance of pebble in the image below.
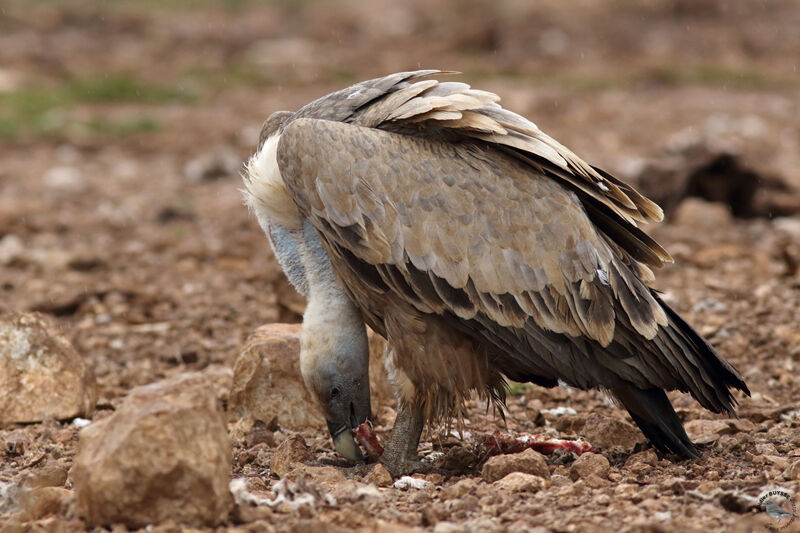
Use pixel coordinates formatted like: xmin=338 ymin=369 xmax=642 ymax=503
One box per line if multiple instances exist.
xmin=581 ymin=414 xmax=642 ymax=449
xmin=569 ymin=452 xmax=610 ymax=481
xmin=364 ymin=464 xmax=394 ymax=487
xmin=270 ymin=434 xmax=312 ymax=477
xmin=393 ymin=476 xmax=431 ymax=490
xmin=481 ymin=448 xmax=550 ymax=483
xmin=492 ymin=472 xmax=547 ymax=493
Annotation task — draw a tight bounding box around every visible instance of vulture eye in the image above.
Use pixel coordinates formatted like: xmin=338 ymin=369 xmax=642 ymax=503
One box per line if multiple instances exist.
xmin=330 ymin=387 xmax=340 ymax=398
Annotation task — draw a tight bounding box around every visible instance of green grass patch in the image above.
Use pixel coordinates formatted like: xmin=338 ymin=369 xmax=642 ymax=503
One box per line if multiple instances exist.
xmin=85 ymin=116 xmax=161 ymax=136
xmin=505 ymin=381 xmax=533 ymax=396
xmin=0 ymin=74 xmax=191 ymax=140
xmin=65 ymin=75 xmax=195 ymax=103
xmin=643 ymin=65 xmax=777 ymax=89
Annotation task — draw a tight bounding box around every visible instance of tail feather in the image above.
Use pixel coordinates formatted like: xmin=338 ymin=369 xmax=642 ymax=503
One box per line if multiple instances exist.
xmin=613 ymin=384 xmax=699 ymax=458
xmin=654 ymin=290 xmax=750 ymax=413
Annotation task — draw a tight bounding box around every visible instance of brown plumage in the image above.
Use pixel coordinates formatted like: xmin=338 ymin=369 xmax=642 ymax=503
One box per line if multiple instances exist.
xmin=244 ymin=70 xmax=749 ymax=474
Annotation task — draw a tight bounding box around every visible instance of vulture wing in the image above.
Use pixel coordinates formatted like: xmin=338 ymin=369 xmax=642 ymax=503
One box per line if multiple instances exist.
xmin=273 ymin=71 xmax=749 ymax=456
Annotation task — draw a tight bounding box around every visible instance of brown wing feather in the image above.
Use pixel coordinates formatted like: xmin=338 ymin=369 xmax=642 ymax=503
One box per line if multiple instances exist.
xmin=276 ymin=118 xmax=683 ymax=373
xmin=282 ymin=70 xmax=669 ymax=271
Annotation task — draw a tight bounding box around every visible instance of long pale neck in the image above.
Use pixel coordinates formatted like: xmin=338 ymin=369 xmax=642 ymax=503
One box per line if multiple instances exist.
xmin=298 ymin=221 xmax=368 ymax=378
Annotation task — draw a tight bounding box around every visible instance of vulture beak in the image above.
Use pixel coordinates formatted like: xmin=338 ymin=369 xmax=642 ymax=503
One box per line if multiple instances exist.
xmin=326 ymin=389 xmax=371 ymax=461
xmin=327 ymin=417 xmax=365 ymax=462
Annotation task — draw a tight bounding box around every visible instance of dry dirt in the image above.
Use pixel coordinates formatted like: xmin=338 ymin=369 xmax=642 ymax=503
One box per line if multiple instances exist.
xmin=1 ymin=1 xmax=800 ymax=532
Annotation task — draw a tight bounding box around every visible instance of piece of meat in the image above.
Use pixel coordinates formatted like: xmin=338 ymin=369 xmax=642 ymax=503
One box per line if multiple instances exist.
xmin=352 ymin=423 xmax=591 ymax=464
xmin=476 ymin=430 xmax=593 ymax=456
xmin=354 ymin=422 xmax=384 ymax=461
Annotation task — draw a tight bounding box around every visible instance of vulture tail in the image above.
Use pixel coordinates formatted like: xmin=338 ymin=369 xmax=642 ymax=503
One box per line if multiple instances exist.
xmin=654 ymin=291 xmax=750 ymax=412
xmin=612 ymin=385 xmax=699 ymax=458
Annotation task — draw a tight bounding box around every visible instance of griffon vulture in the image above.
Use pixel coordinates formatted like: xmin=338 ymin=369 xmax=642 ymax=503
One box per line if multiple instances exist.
xmin=243 ymin=70 xmax=749 ymax=476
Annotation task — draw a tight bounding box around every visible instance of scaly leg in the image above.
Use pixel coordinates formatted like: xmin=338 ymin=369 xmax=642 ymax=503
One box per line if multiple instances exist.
xmin=380 ymin=401 xmax=426 ymax=477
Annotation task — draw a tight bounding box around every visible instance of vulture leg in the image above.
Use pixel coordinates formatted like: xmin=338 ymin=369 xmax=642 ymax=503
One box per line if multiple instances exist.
xmin=380 ymin=402 xmax=426 ymax=477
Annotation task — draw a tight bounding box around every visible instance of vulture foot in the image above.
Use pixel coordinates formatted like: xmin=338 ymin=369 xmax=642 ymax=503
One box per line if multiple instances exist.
xmin=380 ymin=402 xmax=426 ymax=477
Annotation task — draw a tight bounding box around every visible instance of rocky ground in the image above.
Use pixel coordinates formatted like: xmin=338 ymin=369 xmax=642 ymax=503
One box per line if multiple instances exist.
xmin=1 ymin=1 xmax=799 ymax=531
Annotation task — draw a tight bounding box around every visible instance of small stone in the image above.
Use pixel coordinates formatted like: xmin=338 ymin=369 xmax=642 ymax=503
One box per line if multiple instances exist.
xmin=17 ymin=487 xmax=73 ymax=521
xmin=393 ymin=476 xmax=431 ymax=490
xmin=364 ymin=464 xmax=393 ymax=487
xmin=614 ymin=483 xmax=640 ymax=499
xmin=569 ymin=452 xmax=610 ymax=481
xmin=481 ymin=448 xmax=550 ymax=483
xmin=0 ymin=313 xmax=97 ymax=426
xmin=284 ymin=464 xmax=346 ymax=489
xmin=270 ymin=434 xmax=312 ymax=477
xmin=492 ymin=472 xmax=547 ymax=492
xmin=583 ymin=474 xmax=611 ymax=489
xmin=783 ymin=460 xmax=800 ymax=480
xmin=42 ymin=166 xmax=84 ymax=190
xmin=441 ymin=478 xmax=478 ymax=500
xmin=625 ymin=449 xmax=659 ymax=467
xmin=0 ymin=235 xmax=24 ymax=265
xmin=229 ymin=324 xmax=324 ymax=430
xmin=329 ymin=480 xmax=384 ymax=504
xmin=4 ymin=431 xmax=29 ymax=456
xmin=433 ymin=522 xmax=461 ymax=533
xmin=22 ymin=463 xmax=69 ymax=489
xmin=357 ymin=520 xmax=422 ymax=533
xmin=684 ymin=419 xmax=731 ymax=444
xmin=245 ymin=419 xmax=276 ymax=448
xmin=71 ymin=373 xmax=232 ymax=527
xmin=581 ymin=414 xmax=642 ymax=450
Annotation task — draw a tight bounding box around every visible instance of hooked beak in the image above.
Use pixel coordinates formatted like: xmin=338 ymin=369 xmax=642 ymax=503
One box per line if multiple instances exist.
xmin=327 ymin=403 xmax=366 ymax=461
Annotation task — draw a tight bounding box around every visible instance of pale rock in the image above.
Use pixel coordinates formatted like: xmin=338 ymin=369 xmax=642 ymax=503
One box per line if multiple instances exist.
xmin=71 ymin=373 xmax=232 ymax=527
xmin=433 ymin=522 xmax=461 ymax=533
xmin=774 ymin=217 xmax=800 ymax=239
xmin=357 ymin=520 xmax=424 ymax=533
xmin=0 ymin=235 xmax=24 ymax=265
xmin=364 ymin=463 xmax=393 ymax=487
xmin=16 ymin=487 xmax=73 ymax=521
xmin=581 ymin=414 xmax=642 ymax=449
xmin=270 ymin=434 xmax=312 ymax=477
xmin=329 ymin=480 xmax=384 ymax=504
xmin=42 ymin=166 xmax=84 ymax=190
xmin=684 ymin=419 xmax=731 ymax=444
xmin=284 ymin=464 xmax=347 ymax=488
xmin=0 ymin=312 xmax=96 ymax=426
xmin=492 ymin=472 xmax=547 ymax=492
xmin=624 ymin=449 xmax=659 ymax=468
xmin=481 ymin=448 xmax=550 ymax=483
xmin=441 ymin=478 xmax=478 ymax=500
xmin=783 ymin=460 xmax=800 ymax=480
xmin=569 ymin=452 xmax=610 ymax=481
xmin=614 ymin=483 xmax=641 ymax=499
xmin=229 ymin=324 xmax=323 ymax=430
xmin=393 ymin=476 xmax=431 ymax=490
xmin=21 ymin=463 xmax=69 ymax=489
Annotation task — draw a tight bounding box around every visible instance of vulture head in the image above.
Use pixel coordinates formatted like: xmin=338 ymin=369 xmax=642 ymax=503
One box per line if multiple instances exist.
xmin=298 ymin=305 xmax=371 ymax=461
